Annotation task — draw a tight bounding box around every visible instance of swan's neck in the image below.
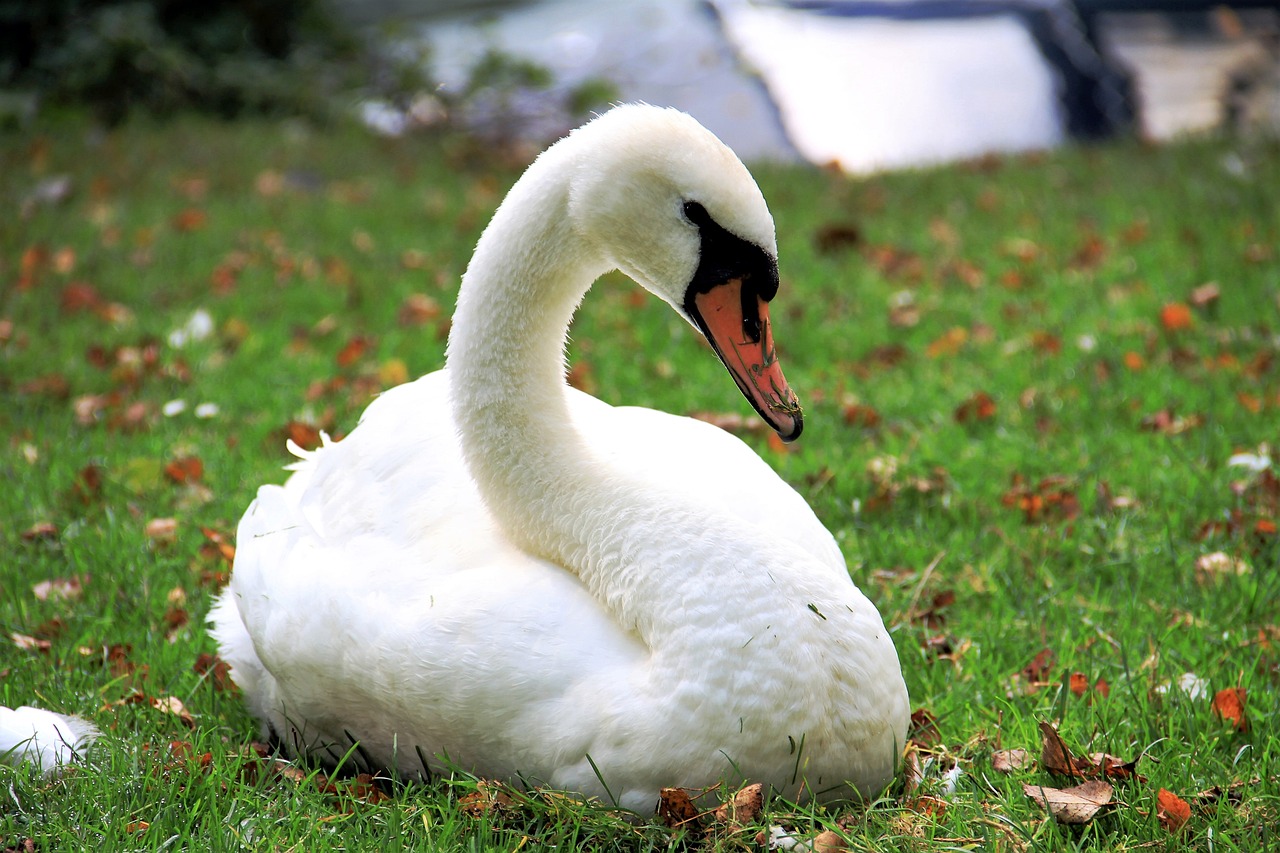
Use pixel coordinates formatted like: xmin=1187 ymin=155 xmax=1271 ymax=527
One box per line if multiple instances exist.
xmin=446 ymin=152 xmax=608 ymax=558
xmin=445 ymin=155 xmax=840 ymax=647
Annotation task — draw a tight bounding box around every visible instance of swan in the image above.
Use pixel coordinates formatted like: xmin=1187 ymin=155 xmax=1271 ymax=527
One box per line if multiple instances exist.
xmin=210 ymin=104 xmax=909 ymax=811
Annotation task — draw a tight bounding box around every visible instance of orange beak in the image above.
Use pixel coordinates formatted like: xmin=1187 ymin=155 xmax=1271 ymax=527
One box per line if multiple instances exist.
xmin=690 ymin=278 xmax=803 ymax=442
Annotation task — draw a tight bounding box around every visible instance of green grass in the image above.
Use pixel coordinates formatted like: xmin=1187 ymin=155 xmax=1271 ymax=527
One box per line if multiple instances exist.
xmin=2 ymin=113 xmax=1278 ymax=851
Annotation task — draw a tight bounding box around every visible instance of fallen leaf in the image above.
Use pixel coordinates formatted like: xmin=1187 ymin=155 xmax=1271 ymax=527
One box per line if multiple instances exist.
xmin=814 ymin=223 xmax=862 ymax=254
xmin=21 ymin=522 xmax=58 ymax=541
xmin=991 ymin=748 xmax=1033 ymax=774
xmin=1212 ymin=687 xmax=1249 ymax=732
xmin=11 ymin=632 xmax=52 ymax=653
xmin=1023 ymin=779 xmax=1113 ymax=824
xmin=1159 ymin=302 xmax=1193 ymax=332
xmin=925 ymin=327 xmax=968 ymax=358
xmin=336 ymin=335 xmax=371 ymax=368
xmin=164 ymin=455 xmax=204 ymax=485
xmin=658 ymin=787 xmax=702 ymax=828
xmin=459 ymin=780 xmax=514 ymax=816
xmin=398 ymin=293 xmax=442 ymax=326
xmin=713 ymin=782 xmax=763 ymax=826
xmin=1038 ymin=721 xmax=1078 ymax=776
xmin=193 ymin=652 xmax=237 ymax=693
xmin=812 ymin=829 xmax=848 ymax=852
xmin=954 ymin=390 xmax=996 ymax=424
xmin=1195 ymin=551 xmax=1251 ymax=583
xmin=1140 ymin=409 xmax=1204 ymax=435
xmin=1021 ymin=648 xmax=1057 ymax=683
xmin=172 ymin=208 xmax=207 ymax=232
xmin=33 ymin=575 xmax=85 ymax=601
xmin=1156 ymin=788 xmax=1191 ymax=831
xmin=1189 ymin=282 xmax=1220 ymax=309
xmin=146 ymin=517 xmax=178 ymax=544
xmin=908 ymin=708 xmax=941 ymax=747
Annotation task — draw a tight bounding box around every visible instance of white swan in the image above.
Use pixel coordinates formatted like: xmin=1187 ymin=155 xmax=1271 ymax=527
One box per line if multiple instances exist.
xmin=210 ymin=104 xmax=908 ymax=811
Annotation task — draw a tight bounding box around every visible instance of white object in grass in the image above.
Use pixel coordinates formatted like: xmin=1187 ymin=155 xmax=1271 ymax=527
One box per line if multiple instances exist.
xmin=0 ymin=705 xmax=98 ymax=775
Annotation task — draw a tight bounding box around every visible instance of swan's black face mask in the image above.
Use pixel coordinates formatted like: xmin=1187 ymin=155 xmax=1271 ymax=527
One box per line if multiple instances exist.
xmin=680 ymin=201 xmax=803 ymax=442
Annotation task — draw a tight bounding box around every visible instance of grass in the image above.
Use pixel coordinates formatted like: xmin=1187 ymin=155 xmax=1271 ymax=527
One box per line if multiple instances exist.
xmin=2 ymin=112 xmax=1278 ymax=851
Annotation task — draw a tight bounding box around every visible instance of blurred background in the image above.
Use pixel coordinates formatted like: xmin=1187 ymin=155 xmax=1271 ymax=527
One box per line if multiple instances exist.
xmin=3 ymin=0 xmax=1279 ymax=170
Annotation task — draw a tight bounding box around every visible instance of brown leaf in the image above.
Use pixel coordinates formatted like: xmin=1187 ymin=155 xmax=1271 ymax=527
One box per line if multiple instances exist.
xmin=398 ymin=293 xmax=442 ymax=326
xmin=335 ymin=335 xmax=371 ymax=368
xmin=991 ymin=748 xmax=1033 ymax=774
xmin=812 ymin=829 xmax=848 ymax=852
xmin=713 ymin=782 xmax=763 ymax=826
xmin=193 ymin=652 xmax=237 ymax=693
xmin=1212 ymin=687 xmax=1249 ymax=732
xmin=145 ymin=517 xmax=178 ymax=543
xmin=925 ymin=327 xmax=968 ymax=358
xmin=1021 ymin=648 xmax=1057 ymax=683
xmin=1022 ymin=779 xmax=1113 ymax=824
xmin=199 ymin=526 xmax=236 ymax=565
xmin=908 ymin=708 xmax=941 ymax=747
xmin=1189 ymin=282 xmax=1220 ymax=310
xmin=282 ymin=420 xmax=324 ymax=451
xmin=164 ymin=455 xmax=204 ymax=485
xmin=658 ymin=787 xmax=702 ymax=829
xmin=61 ymin=281 xmax=103 ymax=313
xmin=1039 ymin=721 xmax=1078 ymax=776
xmin=11 ymin=632 xmax=52 ymax=653
xmin=21 ymin=522 xmax=58 ymax=541
xmin=1159 ymin=302 xmax=1193 ymax=332
xmin=1140 ymin=409 xmax=1204 ymax=435
xmin=1156 ymin=788 xmax=1191 ymax=831
xmin=32 ymin=575 xmax=85 ymax=601
xmin=813 ymin=223 xmax=862 ymax=254
xmin=172 ymin=208 xmax=207 ymax=232
xmin=459 ymin=780 xmax=514 ymax=816
xmin=954 ymin=390 xmax=996 ymax=424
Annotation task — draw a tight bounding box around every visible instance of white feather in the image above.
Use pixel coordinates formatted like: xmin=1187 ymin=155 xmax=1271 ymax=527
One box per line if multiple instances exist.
xmin=0 ymin=705 xmax=98 ymax=775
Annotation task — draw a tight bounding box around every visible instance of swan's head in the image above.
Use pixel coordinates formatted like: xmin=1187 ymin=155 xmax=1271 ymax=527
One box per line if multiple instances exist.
xmin=565 ymin=105 xmax=803 ymax=441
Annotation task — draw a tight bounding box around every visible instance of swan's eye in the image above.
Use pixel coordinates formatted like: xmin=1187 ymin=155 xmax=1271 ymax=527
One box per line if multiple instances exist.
xmin=682 ymin=201 xmax=711 ymax=227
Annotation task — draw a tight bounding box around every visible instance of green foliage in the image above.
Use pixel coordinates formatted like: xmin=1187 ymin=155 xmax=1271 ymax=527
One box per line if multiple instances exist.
xmin=1 ymin=114 xmax=1278 ymax=850
xmin=0 ymin=0 xmax=356 ymax=122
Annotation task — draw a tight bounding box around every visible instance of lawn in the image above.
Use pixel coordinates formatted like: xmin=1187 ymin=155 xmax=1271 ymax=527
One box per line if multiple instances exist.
xmin=2 ymin=113 xmax=1277 ymax=851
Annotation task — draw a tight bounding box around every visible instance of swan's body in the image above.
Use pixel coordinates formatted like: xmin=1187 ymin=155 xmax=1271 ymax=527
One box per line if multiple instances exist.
xmin=211 ymin=105 xmax=908 ymax=811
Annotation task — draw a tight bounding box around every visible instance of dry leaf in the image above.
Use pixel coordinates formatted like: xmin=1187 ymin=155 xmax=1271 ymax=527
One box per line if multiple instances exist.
xmin=32 ymin=575 xmax=85 ymax=601
xmin=991 ymin=748 xmax=1033 ymax=774
xmin=713 ymin=782 xmax=764 ymax=826
xmin=1211 ymin=687 xmax=1249 ymax=732
xmin=812 ymin=829 xmax=848 ymax=852
xmin=1023 ymin=779 xmax=1113 ymax=824
xmin=1159 ymin=302 xmax=1193 ymax=332
xmin=21 ymin=522 xmax=59 ymax=541
xmin=954 ymin=390 xmax=997 ymax=424
xmin=1156 ymin=788 xmax=1191 ymax=831
xmin=1039 ymin=721 xmax=1078 ymax=777
xmin=11 ymin=632 xmax=52 ymax=653
xmin=459 ymin=780 xmax=514 ymax=816
xmin=658 ymin=787 xmax=701 ymax=829
xmin=145 ymin=517 xmax=178 ymax=543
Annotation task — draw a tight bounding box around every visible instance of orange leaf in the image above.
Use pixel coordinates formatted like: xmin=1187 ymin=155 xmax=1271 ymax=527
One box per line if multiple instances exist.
xmin=172 ymin=208 xmax=207 ymax=232
xmin=1211 ymin=687 xmax=1249 ymax=732
xmin=164 ymin=455 xmax=204 ymax=484
xmin=1156 ymin=788 xmax=1191 ymax=831
xmin=1160 ymin=302 xmax=1193 ymax=332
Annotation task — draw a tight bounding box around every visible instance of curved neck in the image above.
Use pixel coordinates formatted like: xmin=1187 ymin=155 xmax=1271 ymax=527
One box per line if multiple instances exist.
xmin=444 ymin=155 xmax=845 ymax=648
xmin=446 ymin=155 xmax=604 ymax=559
